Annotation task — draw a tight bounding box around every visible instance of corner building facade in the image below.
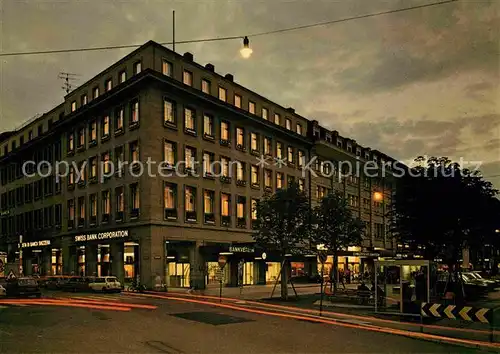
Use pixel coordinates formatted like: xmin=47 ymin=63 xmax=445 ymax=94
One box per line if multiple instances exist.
xmin=0 ymin=41 xmax=396 ymax=288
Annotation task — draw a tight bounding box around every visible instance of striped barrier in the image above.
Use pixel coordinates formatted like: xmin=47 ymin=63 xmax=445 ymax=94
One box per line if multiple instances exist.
xmin=421 ymin=302 xmax=492 ymax=324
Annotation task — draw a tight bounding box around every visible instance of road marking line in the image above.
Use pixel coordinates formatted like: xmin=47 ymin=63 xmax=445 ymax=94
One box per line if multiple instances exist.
xmin=0 ymin=299 xmax=131 ymax=312
xmin=136 ymin=293 xmax=500 ymax=350
xmin=65 ymin=298 xmax=157 ymax=310
xmin=135 ymin=291 xmax=498 ymax=336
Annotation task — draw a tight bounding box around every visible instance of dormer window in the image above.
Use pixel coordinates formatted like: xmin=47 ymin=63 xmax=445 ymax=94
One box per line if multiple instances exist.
xmin=356 ymin=148 xmax=361 ymax=156
xmin=365 ymin=153 xmax=370 ymax=159
xmin=347 ymin=144 xmax=352 ymax=153
xmin=325 ymin=133 xmax=332 ymax=142
xmin=337 ymin=139 xmax=342 ymax=148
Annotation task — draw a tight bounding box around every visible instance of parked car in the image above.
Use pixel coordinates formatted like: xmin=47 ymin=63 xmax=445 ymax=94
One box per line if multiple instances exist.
xmin=43 ymin=276 xmax=67 ymax=290
xmin=61 ymin=277 xmax=91 ymax=292
xmin=436 ymin=272 xmax=488 ymax=300
xmin=5 ymin=277 xmax=41 ymax=298
xmin=461 ymin=272 xmax=496 ymax=291
xmin=88 ymin=276 xmax=122 ymax=292
xmin=469 ymin=271 xmax=500 ymax=289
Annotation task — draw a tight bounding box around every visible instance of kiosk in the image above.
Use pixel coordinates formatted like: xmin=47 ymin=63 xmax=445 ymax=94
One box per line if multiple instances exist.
xmin=374 ymin=259 xmax=431 ymax=314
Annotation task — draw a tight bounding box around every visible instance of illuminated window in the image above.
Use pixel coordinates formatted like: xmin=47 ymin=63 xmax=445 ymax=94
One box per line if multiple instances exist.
xmin=251 ymin=199 xmax=258 ymax=220
xmin=105 ymin=79 xmax=112 ymax=92
xmin=71 ymin=101 xmax=77 ymax=112
xmin=116 ymin=187 xmax=124 ymax=213
xmin=130 ymin=183 xmax=140 ymax=211
xmin=89 ymin=156 xmax=97 ymax=179
xmin=218 ymin=87 xmax=227 ymax=102
xmin=251 ymin=165 xmax=259 ymax=185
xmin=185 ymin=146 xmax=196 ymax=170
xmin=129 ymin=141 xmax=139 ymax=163
xmin=287 ymin=146 xmax=294 ymax=163
xmin=276 ymin=172 xmax=284 ymax=189
xmin=89 ymin=121 xmax=97 ymax=142
xmin=236 ymin=161 xmax=245 ymax=181
xmin=102 ymin=190 xmax=110 ymax=215
xmin=221 ymin=121 xmax=230 ymax=141
xmin=93 ymin=87 xmax=99 ymax=99
xmin=184 ymin=108 xmax=195 ymax=131
xmin=274 ymin=113 xmax=281 ymax=125
xmin=90 ymin=194 xmax=97 ymax=218
xmin=102 ymin=115 xmax=110 ymax=137
xmin=251 ymin=133 xmax=259 ymax=151
xmin=202 ymin=79 xmax=211 ymax=94
xmin=203 ymin=114 xmax=213 ymax=137
xmin=298 ymin=179 xmax=305 ymax=191
xmin=119 ymin=70 xmax=127 ymax=83
xmin=285 ymin=118 xmax=292 ymax=130
xmin=162 ymin=60 xmax=172 ymax=76
xmin=203 ymin=152 xmax=214 ymax=176
xmin=296 ymin=123 xmax=302 ymax=135
xmin=164 ymin=140 xmax=176 ymax=166
xmin=133 ymin=61 xmax=141 ymax=74
xmin=183 ymin=70 xmax=193 ymax=86
xmin=164 ymin=99 xmax=176 ymax=125
xmin=264 ymin=169 xmax=272 ymax=188
xmin=204 ymin=190 xmax=214 ymax=214
xmin=78 ymin=127 xmax=85 ymax=147
xmin=298 ymin=150 xmax=305 ymax=168
xmin=236 ymin=127 xmax=244 ymax=146
xmin=131 ymin=100 xmax=139 ymax=124
xmin=264 ymin=137 xmax=271 ymax=155
xmin=249 ymin=101 xmax=256 ymax=114
xmin=234 ymin=94 xmax=242 ymax=108
xmin=115 ymin=107 xmax=124 ymax=132
xmin=237 ymin=196 xmax=245 ymax=218
xmin=221 ymin=157 xmax=230 ymax=177
xmin=276 ymin=142 xmax=283 ymax=159
xmin=164 ymin=183 xmax=176 ymax=209
xmin=68 ymin=133 xmax=74 ymax=152
xmin=262 ymin=108 xmax=268 ymax=120
xmin=185 ymin=186 xmax=196 ymax=212
xmin=221 ymin=193 xmax=230 ymax=216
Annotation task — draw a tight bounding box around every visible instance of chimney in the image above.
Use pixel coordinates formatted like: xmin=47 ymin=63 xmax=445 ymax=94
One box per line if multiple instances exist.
xmin=205 ymin=63 xmax=215 ymax=72
xmin=224 ymin=74 xmax=234 ymax=82
xmin=286 ymin=107 xmax=295 ymax=113
xmin=183 ymin=52 xmax=194 ymax=61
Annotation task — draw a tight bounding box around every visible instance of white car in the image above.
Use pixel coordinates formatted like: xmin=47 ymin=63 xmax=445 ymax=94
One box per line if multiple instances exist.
xmin=0 ymin=284 xmax=6 ymax=297
xmin=88 ymin=276 xmax=122 ymax=292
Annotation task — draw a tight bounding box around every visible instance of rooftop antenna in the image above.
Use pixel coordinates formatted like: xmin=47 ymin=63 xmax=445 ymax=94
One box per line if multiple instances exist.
xmin=58 ymin=72 xmax=80 ymax=94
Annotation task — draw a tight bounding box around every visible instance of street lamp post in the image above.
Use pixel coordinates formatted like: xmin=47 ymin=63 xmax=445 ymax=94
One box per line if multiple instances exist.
xmin=19 ymin=234 xmax=23 ymax=276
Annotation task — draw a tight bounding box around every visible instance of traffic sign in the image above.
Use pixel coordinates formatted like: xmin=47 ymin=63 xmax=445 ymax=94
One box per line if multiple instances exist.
xmin=6 ymin=269 xmax=17 ymax=280
xmin=421 ymin=302 xmax=492 ymax=323
xmin=218 ymin=255 xmax=227 ymax=269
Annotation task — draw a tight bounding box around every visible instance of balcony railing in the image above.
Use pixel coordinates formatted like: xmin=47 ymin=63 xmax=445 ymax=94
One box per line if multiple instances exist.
xmin=185 ymin=210 xmax=197 ymax=222
xmin=130 ymin=208 xmax=140 ymax=218
xmin=204 ymin=212 xmax=215 ymax=224
xmin=237 ymin=217 xmax=246 ymax=228
xmin=220 ymin=176 xmax=231 ymax=184
xmin=236 ymin=179 xmax=246 ymax=187
xmin=221 ymin=215 xmax=231 ymax=227
xmin=164 ymin=208 xmax=177 ymax=220
xmin=102 ymin=213 xmax=110 ymax=223
xmin=220 ymin=139 xmax=231 ymax=147
xmin=116 ymin=211 xmax=124 ymax=222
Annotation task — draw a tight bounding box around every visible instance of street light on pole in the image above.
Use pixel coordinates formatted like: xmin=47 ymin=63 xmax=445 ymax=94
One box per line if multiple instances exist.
xmin=373 ymin=191 xmax=383 ymax=202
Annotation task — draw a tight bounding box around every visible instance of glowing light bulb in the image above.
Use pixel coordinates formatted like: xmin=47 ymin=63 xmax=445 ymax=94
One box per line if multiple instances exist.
xmin=240 ymin=36 xmax=253 ymax=59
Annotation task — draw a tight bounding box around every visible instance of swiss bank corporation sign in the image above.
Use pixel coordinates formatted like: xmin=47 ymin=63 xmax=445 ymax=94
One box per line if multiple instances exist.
xmin=74 ymin=230 xmax=129 ymax=242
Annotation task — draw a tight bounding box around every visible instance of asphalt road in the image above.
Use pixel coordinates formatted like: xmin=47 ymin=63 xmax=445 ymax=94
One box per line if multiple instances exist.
xmin=0 ymin=291 xmax=489 ymax=353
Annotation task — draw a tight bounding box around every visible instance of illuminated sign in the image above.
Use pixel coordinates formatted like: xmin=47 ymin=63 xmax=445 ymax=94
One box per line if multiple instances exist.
xmin=353 ymin=252 xmax=380 ymax=257
xmin=21 ymin=240 xmax=51 ymax=248
xmin=74 ymin=230 xmax=129 ymax=242
xmin=229 ymin=246 xmax=255 ymax=253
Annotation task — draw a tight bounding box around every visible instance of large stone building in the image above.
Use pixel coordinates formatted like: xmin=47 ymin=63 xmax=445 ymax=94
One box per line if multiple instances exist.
xmin=0 ymin=41 xmax=395 ymax=288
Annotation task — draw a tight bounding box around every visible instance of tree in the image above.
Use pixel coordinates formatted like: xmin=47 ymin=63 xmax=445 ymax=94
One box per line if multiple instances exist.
xmin=253 ymin=182 xmax=311 ymax=300
xmin=312 ymin=190 xmax=365 ymax=294
xmin=390 ymin=156 xmax=499 ymax=299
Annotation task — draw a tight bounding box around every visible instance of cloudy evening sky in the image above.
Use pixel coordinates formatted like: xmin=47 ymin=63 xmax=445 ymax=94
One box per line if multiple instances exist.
xmin=0 ymin=0 xmax=499 ymax=186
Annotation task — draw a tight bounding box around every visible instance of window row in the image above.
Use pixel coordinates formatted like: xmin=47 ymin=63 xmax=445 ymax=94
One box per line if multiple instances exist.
xmin=163 ymin=182 xmax=259 ymax=228
xmin=70 ymin=61 xmax=142 ymax=112
xmin=67 ymin=184 xmax=139 ymax=229
xmin=0 ymin=205 xmax=63 ymax=236
xmin=67 ymin=100 xmax=139 ymax=155
xmin=178 ymin=69 xmax=304 ymax=135
xmin=0 ymin=177 xmax=62 ymax=210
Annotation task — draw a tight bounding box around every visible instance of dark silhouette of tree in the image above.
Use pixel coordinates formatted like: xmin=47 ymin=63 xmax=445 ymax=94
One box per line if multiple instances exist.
xmin=390 ymin=156 xmax=498 ymax=299
xmin=253 ymin=182 xmax=311 ymax=300
xmin=312 ymin=191 xmax=364 ymax=294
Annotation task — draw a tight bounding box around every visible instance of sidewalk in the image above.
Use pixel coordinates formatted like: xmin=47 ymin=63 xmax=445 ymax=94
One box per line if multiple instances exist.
xmin=167 ymin=283 xmax=321 ymax=300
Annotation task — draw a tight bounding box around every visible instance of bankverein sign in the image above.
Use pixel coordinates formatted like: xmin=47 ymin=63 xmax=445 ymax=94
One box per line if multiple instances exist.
xmin=229 ymin=246 xmax=255 ymax=253
xmin=74 ymin=230 xmax=129 ymax=242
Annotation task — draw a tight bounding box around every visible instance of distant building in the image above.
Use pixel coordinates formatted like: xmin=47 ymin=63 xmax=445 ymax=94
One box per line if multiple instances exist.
xmin=0 ymin=41 xmax=396 ymax=288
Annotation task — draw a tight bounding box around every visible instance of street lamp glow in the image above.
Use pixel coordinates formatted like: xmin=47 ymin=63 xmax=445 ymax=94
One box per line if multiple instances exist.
xmin=373 ymin=191 xmax=383 ymax=201
xmin=240 ymin=36 xmax=253 ymax=59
